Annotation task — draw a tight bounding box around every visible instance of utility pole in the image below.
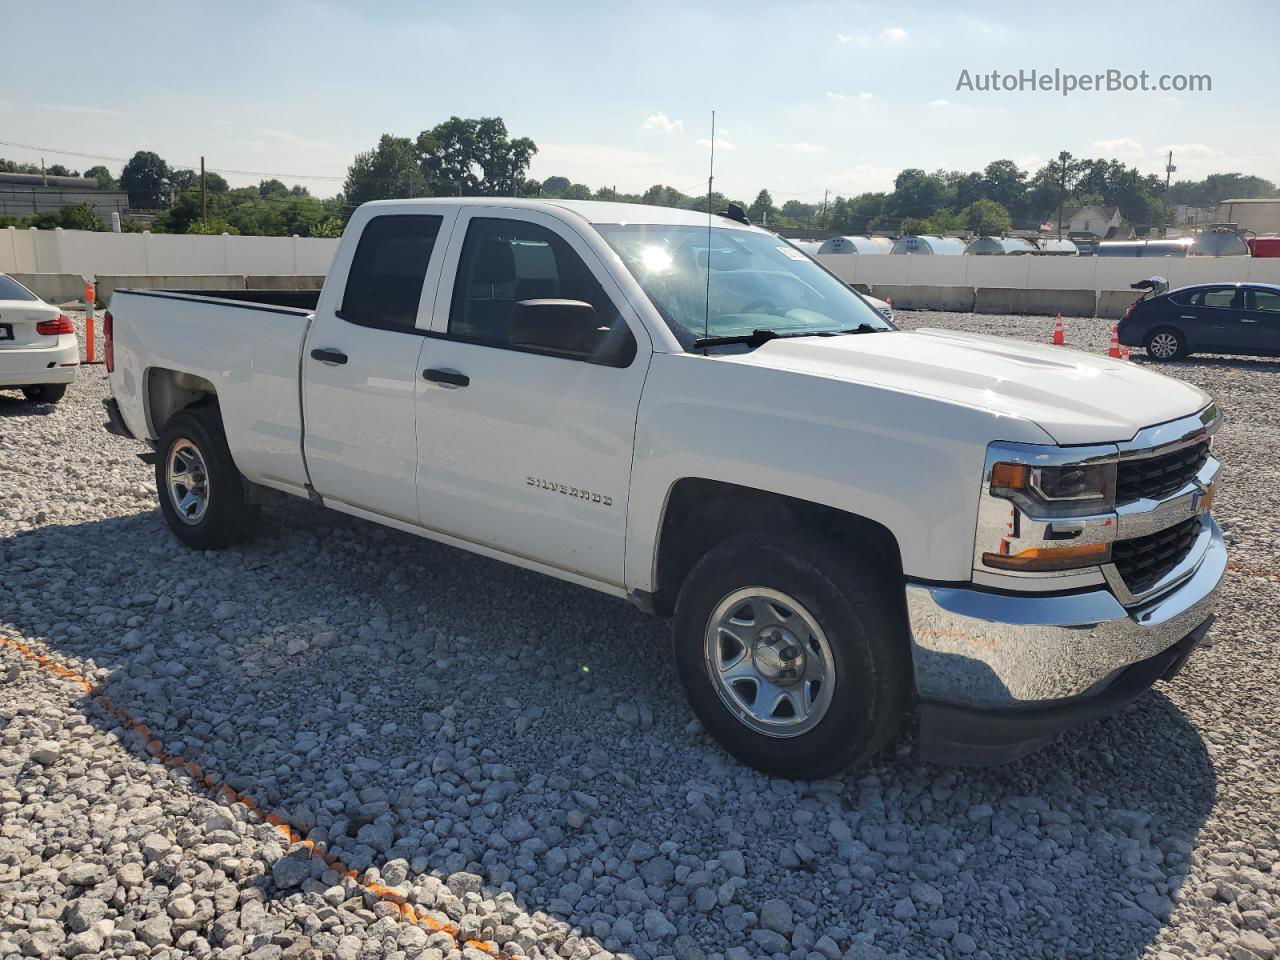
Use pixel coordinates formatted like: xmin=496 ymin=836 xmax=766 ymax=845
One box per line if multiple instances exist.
xmin=1163 ymin=150 xmax=1176 ymax=237
xmin=821 ymin=188 xmax=829 ymax=231
xmin=200 ymin=156 xmax=207 ymax=227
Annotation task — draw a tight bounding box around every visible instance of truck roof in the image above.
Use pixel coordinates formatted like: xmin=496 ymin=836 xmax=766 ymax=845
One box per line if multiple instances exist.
xmin=358 ymin=196 xmax=758 ymax=230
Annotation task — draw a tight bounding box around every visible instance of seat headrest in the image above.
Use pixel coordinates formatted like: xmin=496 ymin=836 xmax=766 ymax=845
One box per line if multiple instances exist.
xmin=472 ymin=238 xmax=516 ymax=285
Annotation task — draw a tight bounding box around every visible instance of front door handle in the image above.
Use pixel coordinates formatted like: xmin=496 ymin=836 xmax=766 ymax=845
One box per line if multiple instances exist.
xmin=423 ymin=368 xmax=470 ymax=387
xmin=1240 ymin=318 xmax=1258 ymax=324
xmin=310 ymin=348 xmax=348 ymax=365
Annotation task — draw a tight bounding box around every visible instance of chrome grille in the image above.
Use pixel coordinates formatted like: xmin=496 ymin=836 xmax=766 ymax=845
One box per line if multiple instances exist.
xmin=1112 ymin=516 xmax=1201 ymax=595
xmin=1116 ymin=439 xmax=1209 ymax=504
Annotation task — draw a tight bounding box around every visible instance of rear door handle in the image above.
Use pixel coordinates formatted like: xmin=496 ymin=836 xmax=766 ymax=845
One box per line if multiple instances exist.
xmin=423 ymin=368 xmax=469 ymax=387
xmin=310 ymin=348 xmax=348 ymax=365
xmin=1240 ymin=318 xmax=1258 ymax=324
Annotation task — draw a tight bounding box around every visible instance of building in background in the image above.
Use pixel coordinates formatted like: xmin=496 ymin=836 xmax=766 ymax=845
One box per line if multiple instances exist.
xmin=1215 ymin=198 xmax=1280 ymax=235
xmin=0 ymin=172 xmax=130 ymax=220
xmin=1060 ymin=205 xmax=1123 ymax=238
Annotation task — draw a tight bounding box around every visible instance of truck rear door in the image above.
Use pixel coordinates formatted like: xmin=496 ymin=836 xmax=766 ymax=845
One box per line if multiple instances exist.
xmin=412 ymin=208 xmax=651 ymax=586
xmin=302 ymin=208 xmax=458 ymax=522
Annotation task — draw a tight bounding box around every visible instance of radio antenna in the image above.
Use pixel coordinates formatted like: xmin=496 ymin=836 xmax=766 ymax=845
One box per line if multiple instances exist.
xmin=703 ymin=109 xmax=715 ymax=353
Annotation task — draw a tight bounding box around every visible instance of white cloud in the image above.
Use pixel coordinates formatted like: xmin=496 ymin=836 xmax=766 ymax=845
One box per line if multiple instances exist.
xmin=642 ymin=113 xmax=683 ymax=134
xmin=783 ymin=142 xmax=827 ymax=154
xmin=837 ymin=27 xmax=905 ymax=44
xmin=38 ymin=103 xmax=121 ymax=117
xmin=697 ymin=136 xmax=736 ymax=152
xmin=827 ymin=91 xmax=874 ymax=102
xmin=929 ymin=99 xmax=950 ymax=108
xmin=1091 ymin=137 xmax=1144 ymax=160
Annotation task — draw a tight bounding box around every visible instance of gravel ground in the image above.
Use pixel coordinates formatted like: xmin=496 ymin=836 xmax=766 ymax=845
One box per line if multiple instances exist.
xmin=0 ymin=309 xmax=1277 ymax=960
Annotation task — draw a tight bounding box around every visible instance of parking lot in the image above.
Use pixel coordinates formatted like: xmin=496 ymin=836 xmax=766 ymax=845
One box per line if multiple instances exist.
xmin=1 ymin=310 xmax=1277 ymax=960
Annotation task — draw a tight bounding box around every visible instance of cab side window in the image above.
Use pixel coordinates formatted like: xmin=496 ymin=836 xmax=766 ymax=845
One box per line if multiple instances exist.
xmin=1248 ymin=289 xmax=1280 ymax=313
xmin=448 ymin=218 xmax=636 ymax=366
xmin=340 ymin=215 xmax=442 ymax=330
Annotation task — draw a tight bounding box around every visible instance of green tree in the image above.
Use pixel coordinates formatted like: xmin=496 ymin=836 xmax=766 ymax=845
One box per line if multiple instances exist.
xmin=560 ymin=183 xmax=592 ymax=200
xmin=171 ymin=169 xmax=229 ymax=193
xmin=962 ymin=198 xmax=1013 ymax=234
xmin=981 ymin=160 xmax=1027 ymax=215
xmin=258 ymin=178 xmax=289 ymax=198
xmin=541 ymin=176 xmax=571 ymax=196
xmin=416 ymin=116 xmax=537 ymax=196
xmin=57 ymin=203 xmax=104 ymax=231
xmin=780 ymin=199 xmax=817 ymax=223
xmin=748 ymin=189 xmax=776 ymax=223
xmin=641 ymin=184 xmax=688 ymax=207
xmin=47 ymin=164 xmax=78 ymax=177
xmin=120 ymin=151 xmax=171 ymax=208
xmin=887 ymin=169 xmax=953 ymax=223
xmin=83 ymin=165 xmax=117 ymax=190
xmin=344 ymin=135 xmax=427 ymax=205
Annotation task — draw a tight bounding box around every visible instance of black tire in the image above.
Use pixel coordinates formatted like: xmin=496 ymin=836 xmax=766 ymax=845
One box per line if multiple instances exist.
xmin=155 ymin=407 xmax=258 ymax=549
xmin=21 ymin=383 xmax=68 ymax=404
xmin=1145 ymin=327 xmax=1187 ymax=362
xmin=673 ymin=534 xmax=910 ymax=779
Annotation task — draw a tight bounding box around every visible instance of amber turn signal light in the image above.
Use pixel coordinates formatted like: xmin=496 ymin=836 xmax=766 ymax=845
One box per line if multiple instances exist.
xmin=989 ymin=462 xmax=1029 ymax=491
xmin=982 ymin=541 xmax=1112 ymax=572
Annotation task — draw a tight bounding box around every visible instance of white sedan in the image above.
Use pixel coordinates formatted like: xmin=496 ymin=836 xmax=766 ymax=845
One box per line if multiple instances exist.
xmin=0 ymin=274 xmax=79 ymax=404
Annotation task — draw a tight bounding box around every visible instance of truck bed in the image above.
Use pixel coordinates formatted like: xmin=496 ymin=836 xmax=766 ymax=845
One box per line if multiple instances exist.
xmin=107 ymin=289 xmax=314 ymax=495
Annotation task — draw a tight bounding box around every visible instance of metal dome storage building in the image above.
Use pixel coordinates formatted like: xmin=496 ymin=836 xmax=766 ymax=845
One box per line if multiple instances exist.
xmin=890 ymin=235 xmax=967 ymax=255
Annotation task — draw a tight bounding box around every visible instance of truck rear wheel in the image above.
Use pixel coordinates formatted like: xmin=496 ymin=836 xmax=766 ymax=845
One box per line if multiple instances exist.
xmin=673 ymin=534 xmax=909 ymax=779
xmin=156 ymin=407 xmax=257 ymax=549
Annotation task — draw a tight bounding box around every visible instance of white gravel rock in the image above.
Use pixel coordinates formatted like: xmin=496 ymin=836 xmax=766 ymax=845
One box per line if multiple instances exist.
xmin=0 ymin=312 xmax=1277 ymax=960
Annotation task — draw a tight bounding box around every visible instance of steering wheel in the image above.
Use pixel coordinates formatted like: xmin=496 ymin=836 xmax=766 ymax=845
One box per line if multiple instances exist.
xmin=738 ymin=298 xmax=779 ymax=315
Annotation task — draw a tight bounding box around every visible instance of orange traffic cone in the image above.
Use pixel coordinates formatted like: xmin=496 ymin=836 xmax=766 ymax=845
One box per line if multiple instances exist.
xmin=1108 ymin=326 xmax=1122 ymax=359
xmin=886 ymin=295 xmax=893 ymax=309
xmin=1051 ymin=313 xmax=1065 ymax=345
xmin=1120 ymin=345 xmax=1130 ymax=362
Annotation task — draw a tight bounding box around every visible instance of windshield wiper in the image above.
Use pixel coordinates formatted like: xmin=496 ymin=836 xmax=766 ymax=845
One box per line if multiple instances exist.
xmin=693 ymin=328 xmax=851 ymax=349
xmin=833 ymin=323 xmax=887 ymax=335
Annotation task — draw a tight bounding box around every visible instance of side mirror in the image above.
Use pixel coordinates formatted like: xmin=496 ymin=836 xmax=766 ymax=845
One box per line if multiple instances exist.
xmin=509 ymin=299 xmax=602 ymax=356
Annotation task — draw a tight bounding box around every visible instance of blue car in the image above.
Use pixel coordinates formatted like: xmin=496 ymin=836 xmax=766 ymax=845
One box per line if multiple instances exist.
xmin=1118 ymin=281 xmax=1280 ymax=361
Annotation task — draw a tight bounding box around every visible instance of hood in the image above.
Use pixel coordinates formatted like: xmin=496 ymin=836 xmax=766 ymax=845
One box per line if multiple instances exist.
xmin=729 ymin=328 xmax=1211 ymax=445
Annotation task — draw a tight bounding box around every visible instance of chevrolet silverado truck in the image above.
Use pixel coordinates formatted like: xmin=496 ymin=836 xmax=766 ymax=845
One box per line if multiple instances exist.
xmin=102 ymin=199 xmax=1225 ymax=778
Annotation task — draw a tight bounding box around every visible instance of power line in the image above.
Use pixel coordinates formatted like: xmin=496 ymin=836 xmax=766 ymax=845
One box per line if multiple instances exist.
xmin=0 ymin=139 xmax=345 ymax=182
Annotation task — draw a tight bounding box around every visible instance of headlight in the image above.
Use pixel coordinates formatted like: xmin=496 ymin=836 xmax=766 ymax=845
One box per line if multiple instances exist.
xmin=989 ymin=460 xmax=1116 ymax=512
xmin=978 ymin=450 xmax=1119 ymax=574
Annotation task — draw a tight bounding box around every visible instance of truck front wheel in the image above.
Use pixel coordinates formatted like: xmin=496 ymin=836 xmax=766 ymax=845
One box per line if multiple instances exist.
xmin=673 ymin=534 xmax=909 ymax=779
xmin=156 ymin=407 xmax=258 ymax=549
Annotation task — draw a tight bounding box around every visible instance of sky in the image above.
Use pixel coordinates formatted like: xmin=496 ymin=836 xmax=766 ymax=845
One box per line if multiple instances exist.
xmin=2 ymin=0 xmax=1277 ymax=203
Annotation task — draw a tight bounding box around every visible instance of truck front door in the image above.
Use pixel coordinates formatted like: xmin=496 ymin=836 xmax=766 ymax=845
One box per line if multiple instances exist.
xmin=413 ymin=209 xmax=651 ymax=586
xmin=303 ymin=209 xmax=457 ymax=522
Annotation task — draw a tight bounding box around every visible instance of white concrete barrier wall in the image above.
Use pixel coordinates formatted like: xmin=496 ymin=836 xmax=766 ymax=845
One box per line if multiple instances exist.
xmin=1 ymin=226 xmax=339 ymax=277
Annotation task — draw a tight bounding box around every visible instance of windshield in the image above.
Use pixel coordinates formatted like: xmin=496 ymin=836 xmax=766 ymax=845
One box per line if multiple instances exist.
xmin=595 ymin=224 xmax=892 ymax=347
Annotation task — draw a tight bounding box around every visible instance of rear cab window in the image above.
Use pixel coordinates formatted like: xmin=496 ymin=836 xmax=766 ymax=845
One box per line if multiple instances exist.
xmin=339 ymin=215 xmax=443 ymax=331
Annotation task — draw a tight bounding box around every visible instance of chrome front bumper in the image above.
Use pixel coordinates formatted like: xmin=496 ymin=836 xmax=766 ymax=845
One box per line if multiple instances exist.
xmin=906 ymin=514 xmax=1226 ymax=710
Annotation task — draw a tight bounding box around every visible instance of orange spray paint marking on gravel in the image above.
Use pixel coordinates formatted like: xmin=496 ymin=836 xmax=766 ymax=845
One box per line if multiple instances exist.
xmin=0 ymin=634 xmax=507 ymax=959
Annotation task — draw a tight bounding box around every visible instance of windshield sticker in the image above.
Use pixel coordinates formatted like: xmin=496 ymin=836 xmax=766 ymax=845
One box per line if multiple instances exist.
xmin=777 ymin=245 xmax=808 ymax=261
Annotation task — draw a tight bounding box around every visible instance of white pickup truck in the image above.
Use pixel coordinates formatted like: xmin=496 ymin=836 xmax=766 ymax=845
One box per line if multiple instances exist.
xmin=103 ymin=198 xmax=1225 ymax=778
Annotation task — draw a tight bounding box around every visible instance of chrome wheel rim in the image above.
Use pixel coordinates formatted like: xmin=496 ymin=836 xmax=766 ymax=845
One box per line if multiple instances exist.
xmin=166 ymin=439 xmax=210 ymax=525
xmin=1149 ymin=333 xmax=1178 ymax=359
xmin=704 ymin=587 xmax=836 ymax=738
